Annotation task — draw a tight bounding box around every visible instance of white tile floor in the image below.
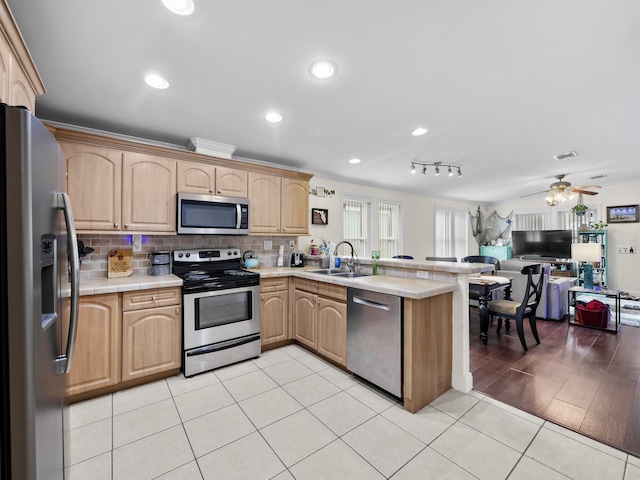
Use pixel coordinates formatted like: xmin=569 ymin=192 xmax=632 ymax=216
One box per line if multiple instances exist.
xmin=66 ymin=344 xmax=640 ymax=480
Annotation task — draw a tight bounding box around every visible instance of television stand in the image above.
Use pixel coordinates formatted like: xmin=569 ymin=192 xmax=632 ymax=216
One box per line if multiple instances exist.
xmin=516 ymin=256 xmax=575 ymax=277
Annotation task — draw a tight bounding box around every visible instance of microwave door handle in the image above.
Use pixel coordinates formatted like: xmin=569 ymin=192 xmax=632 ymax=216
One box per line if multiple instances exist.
xmin=236 ymin=203 xmax=242 ymax=229
xmin=55 ymin=192 xmax=80 ymax=374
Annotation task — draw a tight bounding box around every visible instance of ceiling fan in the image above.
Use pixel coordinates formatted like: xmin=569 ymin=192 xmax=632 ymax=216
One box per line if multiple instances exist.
xmin=525 ymin=174 xmax=601 ymax=206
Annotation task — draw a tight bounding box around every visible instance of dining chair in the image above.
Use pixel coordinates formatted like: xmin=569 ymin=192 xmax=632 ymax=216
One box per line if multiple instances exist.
xmin=425 ymin=256 xmax=457 ymax=262
xmin=462 ymin=255 xmax=501 ymax=303
xmin=461 ymin=255 xmax=500 ymax=271
xmin=488 ymin=264 xmax=545 ymax=351
xmin=393 ymin=255 xmax=414 ymax=259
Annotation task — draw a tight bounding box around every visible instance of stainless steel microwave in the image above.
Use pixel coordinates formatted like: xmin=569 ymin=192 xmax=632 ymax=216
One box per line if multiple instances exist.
xmin=177 ymin=192 xmax=249 ymax=235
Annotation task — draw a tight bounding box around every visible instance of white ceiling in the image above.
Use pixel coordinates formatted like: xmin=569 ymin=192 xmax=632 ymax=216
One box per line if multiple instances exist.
xmin=8 ymin=0 xmax=640 ymax=204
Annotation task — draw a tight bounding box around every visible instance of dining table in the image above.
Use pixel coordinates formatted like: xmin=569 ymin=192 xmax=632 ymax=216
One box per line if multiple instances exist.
xmin=469 ymin=275 xmax=512 ymax=344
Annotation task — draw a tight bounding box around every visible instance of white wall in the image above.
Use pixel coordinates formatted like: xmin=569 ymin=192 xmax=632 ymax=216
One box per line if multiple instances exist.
xmin=301 ymin=176 xmax=640 ymax=295
xmin=490 ymin=179 xmax=640 ymax=296
xmin=300 ymin=176 xmax=479 ymax=261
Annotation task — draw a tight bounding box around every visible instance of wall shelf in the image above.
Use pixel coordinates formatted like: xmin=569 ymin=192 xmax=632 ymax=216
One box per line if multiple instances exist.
xmin=576 ymin=230 xmax=608 ymax=288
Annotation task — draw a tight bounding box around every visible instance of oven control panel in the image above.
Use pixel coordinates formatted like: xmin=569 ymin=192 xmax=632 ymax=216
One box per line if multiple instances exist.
xmin=173 ymin=248 xmax=241 ymax=262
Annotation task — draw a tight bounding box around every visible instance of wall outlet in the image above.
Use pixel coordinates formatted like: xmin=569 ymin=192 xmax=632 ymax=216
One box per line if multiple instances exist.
xmin=416 ymin=270 xmax=429 ymax=279
xmin=617 ymin=245 xmax=636 ymax=254
xmin=289 ymin=240 xmax=295 ymax=249
xmin=264 ymin=240 xmax=273 ymax=250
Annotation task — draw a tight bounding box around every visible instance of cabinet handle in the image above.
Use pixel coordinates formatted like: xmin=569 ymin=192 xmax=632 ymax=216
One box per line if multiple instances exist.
xmin=217 ymin=190 xmax=222 ymax=194
xmin=114 ymin=223 xmax=118 ymax=228
xmin=176 ymin=308 xmax=180 ymax=314
xmin=152 ymin=296 xmax=156 ymax=301
xmin=261 ymin=295 xmax=264 ymax=301
xmin=124 ymin=224 xmax=129 ymax=229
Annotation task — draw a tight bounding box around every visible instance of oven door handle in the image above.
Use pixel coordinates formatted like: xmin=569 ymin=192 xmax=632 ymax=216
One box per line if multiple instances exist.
xmin=186 ymin=334 xmax=260 ymax=356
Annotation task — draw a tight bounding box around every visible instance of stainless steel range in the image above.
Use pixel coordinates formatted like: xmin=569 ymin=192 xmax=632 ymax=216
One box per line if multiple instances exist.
xmin=173 ymin=248 xmax=261 ymax=377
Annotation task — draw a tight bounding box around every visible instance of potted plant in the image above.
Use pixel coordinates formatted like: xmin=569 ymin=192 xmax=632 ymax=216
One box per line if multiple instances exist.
xmin=571 ymin=204 xmax=587 ymax=216
xmin=591 ymin=221 xmax=608 ymax=231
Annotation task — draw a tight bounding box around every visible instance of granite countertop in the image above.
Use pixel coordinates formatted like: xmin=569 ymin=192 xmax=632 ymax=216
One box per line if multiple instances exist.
xmin=258 ymin=266 xmax=457 ymax=300
xmin=65 ymin=274 xmax=183 ymax=297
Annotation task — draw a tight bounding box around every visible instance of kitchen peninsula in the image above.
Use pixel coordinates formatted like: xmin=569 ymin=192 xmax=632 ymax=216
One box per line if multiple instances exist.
xmin=260 ymin=258 xmax=493 ymax=413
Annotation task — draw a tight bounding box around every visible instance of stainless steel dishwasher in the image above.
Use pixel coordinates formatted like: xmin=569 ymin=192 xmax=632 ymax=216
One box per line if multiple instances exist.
xmin=347 ymin=288 xmax=403 ymax=397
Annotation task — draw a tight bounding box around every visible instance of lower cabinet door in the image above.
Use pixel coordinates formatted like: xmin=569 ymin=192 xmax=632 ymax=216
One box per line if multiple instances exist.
xmin=294 ymin=290 xmax=317 ymax=349
xmin=316 ymin=297 xmax=347 ymax=366
xmin=63 ymin=293 xmax=121 ymax=396
xmin=122 ymin=305 xmax=181 ymax=381
xmin=260 ymin=290 xmax=289 ymax=346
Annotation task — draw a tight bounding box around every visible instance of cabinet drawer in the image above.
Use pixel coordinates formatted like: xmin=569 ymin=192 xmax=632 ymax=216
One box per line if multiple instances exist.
xmin=122 ymin=287 xmax=181 ymax=311
xmin=261 ymin=277 xmax=289 ymax=293
xmin=295 ymin=278 xmax=346 ymax=302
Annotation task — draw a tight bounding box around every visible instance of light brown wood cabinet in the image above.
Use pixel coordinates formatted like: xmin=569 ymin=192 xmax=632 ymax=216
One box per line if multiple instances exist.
xmin=0 ymin=8 xmax=44 ymax=112
xmin=248 ymin=172 xmax=309 ymax=235
xmin=177 ymin=162 xmax=248 ymax=198
xmin=122 ymin=152 xmax=177 ymax=232
xmin=293 ymin=279 xmax=347 ymax=366
xmin=62 ymin=293 xmax=121 ymax=397
xmin=121 ymin=288 xmax=181 ymax=381
xmin=65 ymin=287 xmax=181 ymax=399
xmin=62 ymin=143 xmax=122 ymax=231
xmin=260 ymin=278 xmax=289 ymax=347
xmin=62 ymin=142 xmax=177 ymax=233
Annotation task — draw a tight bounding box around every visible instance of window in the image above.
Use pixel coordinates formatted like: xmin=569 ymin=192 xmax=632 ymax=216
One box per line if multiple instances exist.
xmin=343 ymin=197 xmax=370 ymax=257
xmin=378 ymin=202 xmax=401 ymax=258
xmin=434 ymin=206 xmax=468 ymax=260
xmin=512 ymin=211 xmax=547 ymax=231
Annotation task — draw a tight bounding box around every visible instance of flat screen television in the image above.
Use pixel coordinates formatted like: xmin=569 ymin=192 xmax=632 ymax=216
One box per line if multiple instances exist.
xmin=511 ymin=230 xmax=572 ymax=259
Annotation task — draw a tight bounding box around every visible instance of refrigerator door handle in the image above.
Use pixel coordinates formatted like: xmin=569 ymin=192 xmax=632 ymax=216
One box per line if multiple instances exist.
xmin=55 ymin=192 xmax=80 ymax=374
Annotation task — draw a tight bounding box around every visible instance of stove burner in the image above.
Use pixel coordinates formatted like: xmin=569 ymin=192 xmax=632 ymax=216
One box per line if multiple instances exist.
xmin=224 ymin=269 xmax=255 ymax=277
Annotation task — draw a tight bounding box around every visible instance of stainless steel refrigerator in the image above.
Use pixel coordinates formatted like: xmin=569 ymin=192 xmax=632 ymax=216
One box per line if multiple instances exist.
xmin=1 ymin=104 xmax=80 ymax=480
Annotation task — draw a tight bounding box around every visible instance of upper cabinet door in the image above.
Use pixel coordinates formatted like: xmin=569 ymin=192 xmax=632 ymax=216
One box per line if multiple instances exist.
xmin=177 ymin=162 xmax=216 ymax=194
xmin=215 ymin=166 xmax=248 ymax=198
xmin=8 ymin=57 xmax=36 ymax=113
xmin=122 ymin=153 xmax=177 ymax=232
xmin=62 ymin=143 xmax=122 ymax=231
xmin=248 ymin=172 xmax=281 ymax=233
xmin=281 ymin=178 xmax=309 ymax=234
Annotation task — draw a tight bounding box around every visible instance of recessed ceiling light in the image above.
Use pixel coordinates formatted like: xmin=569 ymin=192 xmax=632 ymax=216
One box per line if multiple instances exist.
xmin=412 ymin=127 xmax=428 ymax=136
xmin=349 ymin=158 xmax=361 ymax=164
xmin=161 ymin=0 xmax=195 ymax=15
xmin=265 ymin=112 xmax=283 ymax=123
xmin=309 ymin=59 xmax=338 ymax=79
xmin=144 ymin=74 xmax=169 ymax=89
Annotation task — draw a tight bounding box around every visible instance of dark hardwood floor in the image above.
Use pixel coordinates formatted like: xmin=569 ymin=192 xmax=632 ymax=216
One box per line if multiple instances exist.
xmin=469 ymin=309 xmax=640 ymax=457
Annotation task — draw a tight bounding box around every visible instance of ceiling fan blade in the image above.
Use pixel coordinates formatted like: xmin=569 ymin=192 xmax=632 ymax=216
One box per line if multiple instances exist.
xmin=571 ymin=188 xmax=599 ymax=195
xmin=573 ymin=185 xmax=601 ymax=190
xmin=520 ymin=189 xmax=550 ymax=198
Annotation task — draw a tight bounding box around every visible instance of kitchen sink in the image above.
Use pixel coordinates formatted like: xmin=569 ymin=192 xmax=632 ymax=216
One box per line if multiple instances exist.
xmin=307 ymin=269 xmax=370 ymax=278
xmin=307 ymin=269 xmax=343 ymax=275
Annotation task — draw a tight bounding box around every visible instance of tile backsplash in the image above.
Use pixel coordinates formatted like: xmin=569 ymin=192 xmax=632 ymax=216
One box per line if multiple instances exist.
xmin=77 ymin=234 xmax=300 ymax=278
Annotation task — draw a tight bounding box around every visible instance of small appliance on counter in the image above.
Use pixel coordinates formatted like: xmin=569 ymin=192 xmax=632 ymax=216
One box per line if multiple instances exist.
xmin=242 ymin=250 xmax=260 ymax=269
xmin=148 ymin=250 xmax=171 ymax=275
xmin=291 ymin=252 xmax=305 ymax=267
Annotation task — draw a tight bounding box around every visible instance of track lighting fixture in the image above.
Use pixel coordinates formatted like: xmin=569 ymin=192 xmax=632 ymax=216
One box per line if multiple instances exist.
xmin=410 ymin=161 xmax=462 ymax=178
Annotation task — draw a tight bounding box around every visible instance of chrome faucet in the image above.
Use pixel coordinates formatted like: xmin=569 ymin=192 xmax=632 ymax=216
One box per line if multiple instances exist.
xmin=334 ymin=241 xmax=357 ymax=272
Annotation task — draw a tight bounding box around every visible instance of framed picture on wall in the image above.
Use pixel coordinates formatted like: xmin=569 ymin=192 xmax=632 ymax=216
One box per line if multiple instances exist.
xmin=606 ymin=204 xmax=639 ymax=223
xmin=312 ymin=208 xmax=328 ymax=225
